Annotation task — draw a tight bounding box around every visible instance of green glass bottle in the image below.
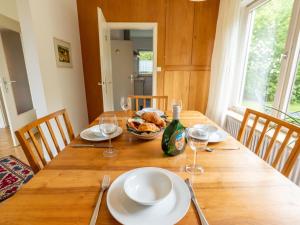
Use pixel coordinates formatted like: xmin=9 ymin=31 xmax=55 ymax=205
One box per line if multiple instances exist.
xmin=161 ymin=105 xmax=186 ymax=156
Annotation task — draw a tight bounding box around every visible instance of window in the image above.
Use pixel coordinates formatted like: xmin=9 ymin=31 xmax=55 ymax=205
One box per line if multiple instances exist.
xmin=138 ymin=51 xmax=153 ymax=75
xmin=240 ymin=0 xmax=294 ymax=112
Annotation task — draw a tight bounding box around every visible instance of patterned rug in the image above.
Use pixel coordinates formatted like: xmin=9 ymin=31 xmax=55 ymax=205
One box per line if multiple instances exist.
xmin=0 ymin=155 xmax=33 ymax=202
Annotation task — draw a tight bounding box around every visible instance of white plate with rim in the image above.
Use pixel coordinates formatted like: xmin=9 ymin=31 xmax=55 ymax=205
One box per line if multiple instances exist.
xmin=193 ymin=124 xmax=227 ymax=143
xmin=136 ymin=108 xmax=164 ymax=117
xmin=80 ymin=125 xmax=123 ymax=142
xmin=107 ymin=167 xmax=191 ymax=225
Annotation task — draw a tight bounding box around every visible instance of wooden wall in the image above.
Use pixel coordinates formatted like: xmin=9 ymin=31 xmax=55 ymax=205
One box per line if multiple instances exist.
xmin=77 ymin=0 xmax=219 ymax=122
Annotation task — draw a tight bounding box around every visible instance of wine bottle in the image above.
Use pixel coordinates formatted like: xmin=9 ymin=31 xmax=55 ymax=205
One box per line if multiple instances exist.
xmin=161 ymin=105 xmax=186 ymax=156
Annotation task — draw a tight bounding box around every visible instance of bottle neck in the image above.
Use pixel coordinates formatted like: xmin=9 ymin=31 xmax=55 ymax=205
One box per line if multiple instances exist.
xmin=172 ymin=105 xmax=180 ymax=120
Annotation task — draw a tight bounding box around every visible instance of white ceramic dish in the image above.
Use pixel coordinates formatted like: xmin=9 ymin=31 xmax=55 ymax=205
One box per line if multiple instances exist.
xmin=80 ymin=125 xmax=123 ymax=142
xmin=123 ymin=169 xmax=173 ymax=206
xmin=136 ymin=108 xmax=164 ymax=117
xmin=107 ymin=167 xmax=191 ymax=225
xmin=193 ymin=124 xmax=227 ymax=143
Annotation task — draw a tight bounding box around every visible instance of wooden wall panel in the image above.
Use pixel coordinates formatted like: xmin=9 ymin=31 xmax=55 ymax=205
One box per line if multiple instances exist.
xmin=163 ymin=71 xmax=190 ymax=110
xmin=165 ymin=0 xmax=195 ymax=66
xmin=192 ymin=0 xmax=220 ymax=66
xmin=188 ymin=71 xmax=210 ymax=112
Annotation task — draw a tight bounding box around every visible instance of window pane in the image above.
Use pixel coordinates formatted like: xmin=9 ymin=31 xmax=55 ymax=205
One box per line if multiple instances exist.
xmin=287 ymin=56 xmax=300 ymax=116
xmin=138 ymin=51 xmax=153 ymax=74
xmin=241 ymin=0 xmax=294 ymax=111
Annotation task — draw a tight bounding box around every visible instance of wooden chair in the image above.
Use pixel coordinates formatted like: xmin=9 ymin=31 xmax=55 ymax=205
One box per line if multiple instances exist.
xmin=237 ymin=108 xmax=300 ymax=177
xmin=128 ymin=95 xmax=168 ymax=111
xmin=15 ymin=109 xmax=74 ymax=173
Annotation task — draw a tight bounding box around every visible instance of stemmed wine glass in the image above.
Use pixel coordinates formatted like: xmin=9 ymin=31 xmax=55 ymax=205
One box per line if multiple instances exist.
xmin=99 ymin=115 xmax=118 ymax=157
xmin=120 ymin=96 xmax=132 ymax=116
xmin=185 ymin=127 xmax=209 ymax=174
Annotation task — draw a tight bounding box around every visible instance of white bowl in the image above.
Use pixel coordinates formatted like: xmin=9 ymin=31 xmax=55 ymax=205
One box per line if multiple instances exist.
xmin=123 ymin=169 xmax=173 ymax=206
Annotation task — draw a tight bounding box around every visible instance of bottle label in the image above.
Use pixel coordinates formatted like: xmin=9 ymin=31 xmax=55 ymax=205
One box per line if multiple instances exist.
xmin=170 ymin=129 xmax=186 ymax=152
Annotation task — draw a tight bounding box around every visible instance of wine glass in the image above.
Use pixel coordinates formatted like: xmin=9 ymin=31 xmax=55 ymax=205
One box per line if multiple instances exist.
xmin=120 ymin=96 xmax=132 ymax=112
xmin=185 ymin=127 xmax=209 ymax=174
xmin=99 ymin=115 xmax=118 ymax=157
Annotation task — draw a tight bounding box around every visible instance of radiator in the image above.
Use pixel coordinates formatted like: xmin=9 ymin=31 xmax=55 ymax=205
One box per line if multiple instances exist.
xmin=224 ymin=115 xmax=300 ymax=186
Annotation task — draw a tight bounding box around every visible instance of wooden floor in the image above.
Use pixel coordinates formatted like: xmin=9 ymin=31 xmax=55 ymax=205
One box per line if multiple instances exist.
xmin=0 ymin=128 xmax=28 ymax=163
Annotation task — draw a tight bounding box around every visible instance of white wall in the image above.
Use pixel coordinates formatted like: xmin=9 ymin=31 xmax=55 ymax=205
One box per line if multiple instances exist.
xmin=16 ymin=0 xmax=88 ymax=134
xmin=0 ymin=0 xmax=18 ymax=21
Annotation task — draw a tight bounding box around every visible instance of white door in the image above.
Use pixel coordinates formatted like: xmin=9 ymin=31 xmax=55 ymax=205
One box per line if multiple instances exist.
xmin=111 ymin=40 xmax=134 ymax=110
xmin=97 ymin=8 xmax=114 ymax=111
xmin=0 ymin=30 xmax=36 ymax=146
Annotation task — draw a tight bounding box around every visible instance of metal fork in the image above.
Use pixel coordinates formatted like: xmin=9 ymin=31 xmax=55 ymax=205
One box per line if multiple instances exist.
xmin=89 ymin=175 xmax=110 ymax=225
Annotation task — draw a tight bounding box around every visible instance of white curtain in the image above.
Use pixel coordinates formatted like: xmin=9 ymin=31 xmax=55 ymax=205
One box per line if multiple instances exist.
xmin=206 ymin=0 xmax=241 ymax=126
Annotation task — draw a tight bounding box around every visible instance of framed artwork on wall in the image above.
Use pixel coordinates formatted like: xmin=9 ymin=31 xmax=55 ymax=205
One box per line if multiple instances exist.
xmin=53 ymin=38 xmax=72 ymax=68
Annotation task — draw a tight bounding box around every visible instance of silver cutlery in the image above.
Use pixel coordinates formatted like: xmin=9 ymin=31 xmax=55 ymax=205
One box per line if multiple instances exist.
xmin=69 ymin=144 xmax=111 ymax=148
xmin=205 ymin=147 xmax=240 ymax=152
xmin=185 ymin=178 xmax=209 ymax=225
xmin=89 ymin=175 xmax=111 ymax=225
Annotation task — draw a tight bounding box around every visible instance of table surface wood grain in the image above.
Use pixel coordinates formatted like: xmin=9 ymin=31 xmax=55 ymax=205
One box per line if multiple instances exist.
xmin=1 ymin=111 xmax=300 ymax=225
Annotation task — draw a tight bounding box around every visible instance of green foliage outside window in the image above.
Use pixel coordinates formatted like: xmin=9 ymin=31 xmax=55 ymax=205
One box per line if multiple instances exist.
xmin=242 ymin=0 xmax=300 ymax=113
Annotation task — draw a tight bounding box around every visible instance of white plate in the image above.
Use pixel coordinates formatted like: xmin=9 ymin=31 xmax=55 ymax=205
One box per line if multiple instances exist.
xmin=80 ymin=125 xmax=123 ymax=142
xmin=193 ymin=124 xmax=227 ymax=143
xmin=136 ymin=108 xmax=164 ymax=117
xmin=107 ymin=167 xmax=191 ymax=225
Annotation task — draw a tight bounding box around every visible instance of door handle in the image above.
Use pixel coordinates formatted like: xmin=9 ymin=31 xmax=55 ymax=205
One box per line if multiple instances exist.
xmin=2 ymin=78 xmax=16 ymax=93
xmin=5 ymin=80 xmax=16 ymax=84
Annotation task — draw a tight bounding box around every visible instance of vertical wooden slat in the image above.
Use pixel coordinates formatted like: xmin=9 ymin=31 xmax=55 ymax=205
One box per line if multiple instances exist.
xmin=28 ymin=130 xmax=47 ymax=166
xmin=254 ymin=119 xmax=270 ymax=155
xmin=165 ymin=98 xmax=168 ymax=111
xmin=245 ymin=115 xmax=259 ymax=147
xmin=282 ymin=137 xmax=300 ymax=176
xmin=62 ymin=111 xmax=75 ymax=141
xmin=263 ymin=125 xmax=281 ymax=161
xmin=15 ymin=130 xmax=41 ymax=173
xmin=135 ymin=97 xmax=139 ymax=111
xmin=272 ymin=129 xmax=293 ymax=168
xmin=150 ymin=98 xmax=153 ymax=108
xmin=143 ymin=98 xmax=146 ymax=109
xmin=237 ymin=110 xmax=250 ymax=142
xmin=46 ymin=120 xmax=61 ymax=153
xmin=37 ymin=125 xmax=54 ymax=159
xmin=55 ymin=116 xmax=68 ymax=145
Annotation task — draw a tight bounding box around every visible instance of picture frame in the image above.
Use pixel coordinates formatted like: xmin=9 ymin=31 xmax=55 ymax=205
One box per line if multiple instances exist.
xmin=53 ymin=38 xmax=72 ymax=68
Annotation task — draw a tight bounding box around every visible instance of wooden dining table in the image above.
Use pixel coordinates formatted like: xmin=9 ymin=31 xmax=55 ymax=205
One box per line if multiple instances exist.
xmin=1 ymin=110 xmax=300 ymax=225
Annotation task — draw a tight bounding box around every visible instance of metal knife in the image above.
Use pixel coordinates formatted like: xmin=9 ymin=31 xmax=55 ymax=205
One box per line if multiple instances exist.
xmin=69 ymin=144 xmax=110 ymax=148
xmin=185 ymin=178 xmax=209 ymax=225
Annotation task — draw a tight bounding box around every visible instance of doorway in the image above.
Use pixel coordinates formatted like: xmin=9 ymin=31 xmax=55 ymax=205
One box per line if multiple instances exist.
xmin=0 ymin=14 xmax=37 ymax=146
xmin=110 ymin=29 xmax=155 ymax=110
xmin=97 ymin=8 xmax=158 ymax=111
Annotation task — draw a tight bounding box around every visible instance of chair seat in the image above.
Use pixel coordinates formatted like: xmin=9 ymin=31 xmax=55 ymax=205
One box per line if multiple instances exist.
xmin=0 ymin=155 xmax=33 ymax=202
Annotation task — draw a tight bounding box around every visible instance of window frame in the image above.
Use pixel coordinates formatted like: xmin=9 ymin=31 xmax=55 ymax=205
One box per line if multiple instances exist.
xmin=231 ymin=0 xmax=300 ymax=117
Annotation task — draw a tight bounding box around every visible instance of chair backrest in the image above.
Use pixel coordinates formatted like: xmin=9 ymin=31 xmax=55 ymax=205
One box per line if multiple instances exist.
xmin=237 ymin=108 xmax=300 ymax=177
xmin=15 ymin=109 xmax=74 ymax=173
xmin=128 ymin=95 xmax=168 ymax=111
